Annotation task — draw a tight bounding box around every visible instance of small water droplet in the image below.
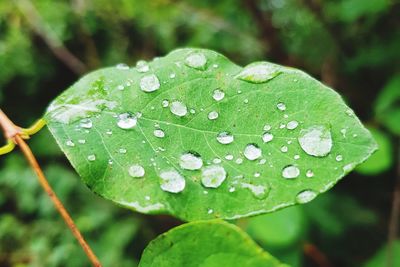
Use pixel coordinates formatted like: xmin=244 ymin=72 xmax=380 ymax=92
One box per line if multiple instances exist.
xmin=117 ymin=85 xmax=125 ymax=90
xmin=159 ymin=170 xmax=186 ymax=193
xmin=116 ymin=63 xmax=129 ymax=70
xmin=185 ymin=52 xmax=207 ymax=69
xmin=229 ymin=187 xmax=236 ymax=192
xmin=294 ymin=155 xmax=300 ymax=160
xmin=262 ymin=132 xmax=274 ymax=143
xmin=254 ymin=172 xmax=261 ymax=177
xmin=241 ymin=182 xmax=268 ymax=199
xmin=216 ymin=131 xmax=234 ymax=144
xmin=201 ymin=165 xmax=227 ymax=188
xmin=208 ymin=209 xmax=214 ymax=214
xmin=296 ymin=190 xmax=317 ymax=204
xmin=170 ymin=101 xmax=188 ymax=117
xmin=128 ymin=164 xmax=145 ymax=178
xmin=235 ymin=62 xmax=281 ymax=83
xmin=136 ymin=60 xmax=150 ymax=73
xmin=213 ymin=158 xmax=222 ymax=164
xmin=106 ymin=129 xmax=113 ymax=135
xmin=117 ymin=113 xmax=138 ymax=129
xmin=66 ymin=140 xmax=75 ymax=147
xmin=263 ymin=124 xmax=272 ymax=131
xmin=244 ymin=144 xmax=262 ymax=160
xmin=208 ymin=111 xmax=219 ymax=120
xmin=235 ymin=158 xmax=243 ymax=164
xmin=336 ymin=155 xmax=343 ymax=162
xmin=119 ymin=148 xmax=127 ymax=154
xmin=287 ymin=120 xmax=299 ymax=130
xmin=298 ymin=125 xmax=332 ymax=157
xmin=244 ymin=99 xmax=249 ymax=104
xmin=190 ymin=109 xmax=196 ymax=114
xmin=306 ymin=169 xmax=314 ymax=177
xmin=282 ymin=165 xmax=300 ymax=179
xmin=281 ymin=146 xmax=288 ymax=153
xmin=162 ymin=100 xmax=169 ymax=108
xmin=169 ymin=73 xmax=176 ymax=79
xmin=80 ymin=118 xmax=93 ymax=129
xmin=87 ymin=154 xmax=96 ymax=161
xmin=179 ymin=152 xmax=203 ymax=170
xmin=225 ymin=154 xmax=234 ymax=160
xmin=154 ymin=129 xmax=165 ymax=138
xmin=277 ymin=102 xmax=286 ymax=111
xmin=212 ymin=89 xmax=225 ymax=101
xmin=78 ymin=139 xmax=86 ymax=144
xmin=140 ymin=74 xmax=160 ymax=92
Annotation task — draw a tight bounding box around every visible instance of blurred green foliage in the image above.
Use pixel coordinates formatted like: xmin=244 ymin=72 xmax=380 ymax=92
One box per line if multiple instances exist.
xmin=0 ymin=0 xmax=399 ymax=266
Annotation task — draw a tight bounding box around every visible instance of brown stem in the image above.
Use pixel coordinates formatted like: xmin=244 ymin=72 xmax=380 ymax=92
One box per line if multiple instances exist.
xmin=0 ymin=109 xmax=101 ymax=267
xmin=387 ymin=140 xmax=400 ymax=267
xmin=303 ymin=242 xmax=333 ymax=267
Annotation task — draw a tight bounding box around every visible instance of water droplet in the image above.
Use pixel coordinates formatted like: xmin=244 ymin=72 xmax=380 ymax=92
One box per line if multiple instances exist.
xmin=190 ymin=109 xmax=196 ymax=114
xmin=179 ymin=152 xmax=203 ymax=170
xmin=66 ymin=140 xmax=75 ymax=147
xmin=119 ymin=148 xmax=127 ymax=154
xmin=106 ymin=130 xmax=113 ymax=135
xmin=294 ymin=155 xmax=300 ymax=160
xmin=136 ymin=60 xmax=149 ymax=73
xmin=306 ymin=169 xmax=314 ymax=177
xmin=287 ymin=120 xmax=299 ymax=130
xmin=262 ymin=132 xmax=273 ymax=143
xmin=208 ymin=111 xmax=219 ymax=120
xmin=235 ymin=62 xmax=281 ymax=83
xmin=244 ymin=99 xmax=249 ymax=104
xmin=185 ymin=52 xmax=207 ymax=69
xmin=201 ymin=165 xmax=227 ymax=188
xmin=235 ymin=158 xmax=243 ymax=164
xmin=87 ymin=154 xmax=96 ymax=161
xmin=117 ymin=113 xmax=137 ymax=129
xmin=128 ymin=164 xmax=145 ymax=178
xmin=78 ymin=139 xmax=86 ymax=144
xmin=225 ymin=154 xmax=234 ymax=160
xmin=170 ymin=101 xmax=187 ymax=117
xmin=281 ymin=145 xmax=288 ymax=153
xmin=254 ymin=172 xmax=261 ymax=177
xmin=159 ymin=170 xmax=186 ymax=193
xmin=282 ymin=165 xmax=300 ymax=179
xmin=241 ymin=182 xmax=268 ymax=199
xmin=140 ymin=74 xmax=160 ymax=92
xmin=116 ymin=63 xmax=129 ymax=70
xmin=229 ymin=187 xmax=236 ymax=192
xmin=216 ymin=131 xmax=234 ymax=144
xmin=336 ymin=155 xmax=343 ymax=162
xmin=213 ymin=64 xmax=219 ymax=68
xmin=298 ymin=125 xmax=332 ymax=157
xmin=213 ymin=158 xmax=222 ymax=164
xmin=117 ymin=85 xmax=125 ymax=91
xmin=154 ymin=129 xmax=165 ymax=138
xmin=296 ymin=190 xmax=317 ymax=204
xmin=263 ymin=124 xmax=272 ymax=131
xmin=162 ymin=100 xmax=169 ymax=108
xmin=169 ymin=73 xmax=176 ymax=79
xmin=208 ymin=209 xmax=214 ymax=214
xmin=244 ymin=144 xmax=262 ymax=160
xmin=277 ymin=102 xmax=286 ymax=111
xmin=80 ymin=118 xmax=93 ymax=129
xmin=212 ymin=89 xmax=225 ymax=101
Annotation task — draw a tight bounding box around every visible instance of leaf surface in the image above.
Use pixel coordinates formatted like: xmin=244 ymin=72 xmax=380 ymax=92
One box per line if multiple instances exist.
xmin=45 ymin=48 xmax=377 ymax=220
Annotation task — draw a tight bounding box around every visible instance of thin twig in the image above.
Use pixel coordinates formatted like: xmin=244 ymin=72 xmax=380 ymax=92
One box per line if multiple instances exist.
xmin=0 ymin=109 xmax=101 ymax=267
xmin=303 ymin=242 xmax=333 ymax=267
xmin=387 ymin=140 xmax=400 ymax=267
xmin=14 ymin=0 xmax=87 ymax=75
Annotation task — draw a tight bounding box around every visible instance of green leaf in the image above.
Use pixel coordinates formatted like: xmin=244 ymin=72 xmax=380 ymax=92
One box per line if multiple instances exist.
xmin=356 ymin=127 xmax=393 ymax=175
xmin=44 ymin=48 xmax=377 ymax=221
xmin=363 ymin=240 xmax=400 ymax=267
xmin=138 ymin=220 xmax=287 ymax=267
xmin=374 ymin=75 xmax=400 ymax=135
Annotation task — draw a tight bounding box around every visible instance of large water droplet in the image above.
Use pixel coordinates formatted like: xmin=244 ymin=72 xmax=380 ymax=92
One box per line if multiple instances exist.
xmin=128 ymin=164 xmax=145 ymax=178
xmin=298 ymin=125 xmax=332 ymax=157
xmin=244 ymin=144 xmax=262 ymax=160
xmin=216 ymin=131 xmax=234 ymax=144
xmin=80 ymin=118 xmax=93 ymax=129
xmin=296 ymin=190 xmax=317 ymax=204
xmin=179 ymin=152 xmax=203 ymax=170
xmin=159 ymin=170 xmax=185 ymax=193
xmin=185 ymin=52 xmax=207 ymax=70
xmin=262 ymin=132 xmax=273 ymax=143
xmin=140 ymin=74 xmax=160 ymax=92
xmin=235 ymin=62 xmax=281 ymax=83
xmin=117 ymin=112 xmax=138 ymax=129
xmin=212 ymin=89 xmax=225 ymax=101
xmin=208 ymin=111 xmax=219 ymax=120
xmin=282 ymin=165 xmax=300 ymax=179
xmin=201 ymin=165 xmax=227 ymax=188
xmin=154 ymin=129 xmax=165 ymax=138
xmin=170 ymin=101 xmax=187 ymax=117
xmin=241 ymin=182 xmax=268 ymax=199
xmin=136 ymin=60 xmax=150 ymax=73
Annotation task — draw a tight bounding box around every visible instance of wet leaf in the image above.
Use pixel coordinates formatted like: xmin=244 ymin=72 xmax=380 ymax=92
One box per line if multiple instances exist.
xmin=138 ymin=220 xmax=287 ymax=267
xmin=45 ymin=48 xmax=377 ymax=221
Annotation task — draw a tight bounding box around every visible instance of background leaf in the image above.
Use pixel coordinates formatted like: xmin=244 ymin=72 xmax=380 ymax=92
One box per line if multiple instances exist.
xmin=45 ymin=48 xmax=377 ymax=221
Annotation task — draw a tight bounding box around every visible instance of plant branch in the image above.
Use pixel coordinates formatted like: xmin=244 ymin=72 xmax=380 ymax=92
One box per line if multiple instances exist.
xmin=0 ymin=109 xmax=102 ymax=267
xmin=303 ymin=242 xmax=333 ymax=267
xmin=387 ymin=139 xmax=400 ymax=267
xmin=15 ymin=0 xmax=87 ymax=75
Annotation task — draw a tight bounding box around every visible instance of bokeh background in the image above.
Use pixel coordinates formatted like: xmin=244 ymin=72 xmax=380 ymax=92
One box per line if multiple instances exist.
xmin=0 ymin=0 xmax=399 ymax=266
